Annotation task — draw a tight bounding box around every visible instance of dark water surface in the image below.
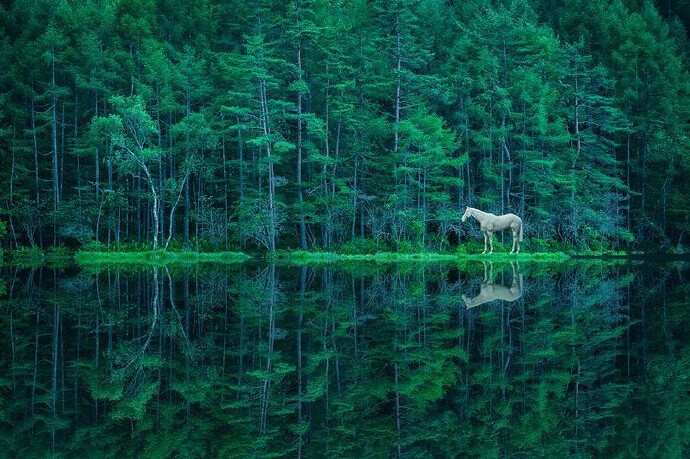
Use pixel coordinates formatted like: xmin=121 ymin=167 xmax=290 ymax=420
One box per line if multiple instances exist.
xmin=1 ymin=260 xmax=689 ymax=458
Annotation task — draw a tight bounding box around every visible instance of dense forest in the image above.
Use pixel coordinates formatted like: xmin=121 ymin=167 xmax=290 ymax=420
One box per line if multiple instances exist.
xmin=1 ymin=0 xmax=689 ymax=253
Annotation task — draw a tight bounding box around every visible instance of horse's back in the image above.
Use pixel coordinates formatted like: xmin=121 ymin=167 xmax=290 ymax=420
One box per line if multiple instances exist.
xmin=494 ymin=213 xmax=521 ymax=228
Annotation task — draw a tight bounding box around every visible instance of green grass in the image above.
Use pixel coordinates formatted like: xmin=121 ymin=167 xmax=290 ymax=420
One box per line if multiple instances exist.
xmin=268 ymin=250 xmax=570 ymax=264
xmin=12 ymin=246 xmax=618 ymax=267
xmin=74 ymin=250 xmax=251 ymax=265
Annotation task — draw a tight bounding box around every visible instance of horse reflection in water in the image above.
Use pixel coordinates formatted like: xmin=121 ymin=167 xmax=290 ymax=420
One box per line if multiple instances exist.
xmin=462 ymin=261 xmax=523 ymax=308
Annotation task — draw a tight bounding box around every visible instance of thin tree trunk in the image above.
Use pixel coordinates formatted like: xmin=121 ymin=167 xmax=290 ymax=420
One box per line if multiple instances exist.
xmin=222 ymin=127 xmax=229 ymax=249
xmin=322 ymin=71 xmax=330 ymax=247
xmin=94 ymin=91 xmax=100 ymax=199
xmin=157 ymin=83 xmax=165 ymax=247
xmin=183 ymin=88 xmax=192 ymax=250
xmin=572 ymin=71 xmax=581 ymax=245
xmin=626 ymin=132 xmax=631 ymax=231
xmin=51 ymin=49 xmax=59 ymax=241
xmin=165 ymin=169 xmax=191 ymax=250
xmin=8 ymin=122 xmax=19 ymax=248
xmin=75 ymin=85 xmax=82 ymax=196
xmin=237 ymin=116 xmax=244 ymax=247
xmin=184 ymin=175 xmax=190 ymax=249
xmin=501 ymin=124 xmax=505 ymax=215
xmin=351 ymin=155 xmax=358 ymax=240
xmin=31 ymin=93 xmax=40 ymax=203
xmin=60 ymin=102 xmax=65 ymax=202
xmin=295 ymin=0 xmax=307 ymax=249
xmin=259 ymin=79 xmax=277 ymax=252
xmin=195 ymin=174 xmax=201 ymax=250
xmin=394 ymin=17 xmax=401 ymax=155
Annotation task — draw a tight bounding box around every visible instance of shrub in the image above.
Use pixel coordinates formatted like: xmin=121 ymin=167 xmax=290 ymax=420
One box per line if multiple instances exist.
xmin=82 ymin=240 xmax=107 ymax=252
xmin=337 ymin=238 xmax=388 ymax=255
xmin=395 ymin=240 xmax=424 ymax=253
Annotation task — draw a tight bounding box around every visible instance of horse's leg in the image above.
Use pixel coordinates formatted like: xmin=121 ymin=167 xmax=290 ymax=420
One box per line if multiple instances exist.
xmin=482 ymin=232 xmax=487 ymax=254
xmin=462 ymin=294 xmax=472 ymax=308
xmin=511 ymin=231 xmax=517 ymax=254
xmin=516 ymin=231 xmax=521 ymax=253
xmin=488 ymin=232 xmax=494 ymax=253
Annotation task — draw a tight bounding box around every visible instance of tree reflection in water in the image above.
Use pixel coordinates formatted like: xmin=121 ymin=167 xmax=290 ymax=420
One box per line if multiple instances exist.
xmin=0 ymin=261 xmax=688 ymax=457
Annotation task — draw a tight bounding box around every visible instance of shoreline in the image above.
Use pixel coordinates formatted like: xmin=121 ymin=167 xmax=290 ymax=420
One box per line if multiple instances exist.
xmin=4 ymin=248 xmax=688 ymax=266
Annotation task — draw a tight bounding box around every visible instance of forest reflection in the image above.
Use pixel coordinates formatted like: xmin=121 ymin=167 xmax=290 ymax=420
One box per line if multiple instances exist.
xmin=0 ymin=261 xmax=688 ymax=457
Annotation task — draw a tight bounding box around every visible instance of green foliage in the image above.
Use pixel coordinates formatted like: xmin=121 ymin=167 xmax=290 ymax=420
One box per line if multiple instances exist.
xmin=81 ymin=240 xmax=108 ymax=252
xmin=337 ymin=237 xmax=390 ymax=254
xmin=0 ymin=0 xmax=688 ymax=255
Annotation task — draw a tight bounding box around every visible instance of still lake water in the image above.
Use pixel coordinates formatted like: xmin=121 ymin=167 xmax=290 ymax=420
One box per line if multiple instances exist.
xmin=1 ymin=260 xmax=689 ymax=457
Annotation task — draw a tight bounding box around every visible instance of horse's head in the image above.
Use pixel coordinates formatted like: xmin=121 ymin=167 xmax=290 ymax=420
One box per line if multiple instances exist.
xmin=461 ymin=206 xmax=471 ymax=222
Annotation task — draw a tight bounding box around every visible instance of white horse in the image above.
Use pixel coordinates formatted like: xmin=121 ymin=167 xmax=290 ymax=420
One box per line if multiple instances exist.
xmin=462 ymin=262 xmax=523 ymax=308
xmin=461 ymin=207 xmax=523 ymax=254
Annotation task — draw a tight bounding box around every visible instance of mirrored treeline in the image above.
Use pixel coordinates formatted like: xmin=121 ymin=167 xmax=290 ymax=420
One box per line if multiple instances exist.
xmin=0 ymin=261 xmax=688 ymax=457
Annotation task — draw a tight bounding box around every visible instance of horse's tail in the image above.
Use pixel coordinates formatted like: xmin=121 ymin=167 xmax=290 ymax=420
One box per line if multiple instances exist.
xmin=519 ymin=219 xmax=524 ymax=241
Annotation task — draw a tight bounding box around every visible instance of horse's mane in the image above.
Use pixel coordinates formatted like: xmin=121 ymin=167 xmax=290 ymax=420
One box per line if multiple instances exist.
xmin=470 ymin=207 xmax=495 ymax=217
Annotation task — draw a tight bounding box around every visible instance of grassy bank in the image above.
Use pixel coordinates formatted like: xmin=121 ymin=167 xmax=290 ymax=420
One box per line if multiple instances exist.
xmin=74 ymin=250 xmax=251 ymax=265
xmin=7 ymin=247 xmax=631 ymax=267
